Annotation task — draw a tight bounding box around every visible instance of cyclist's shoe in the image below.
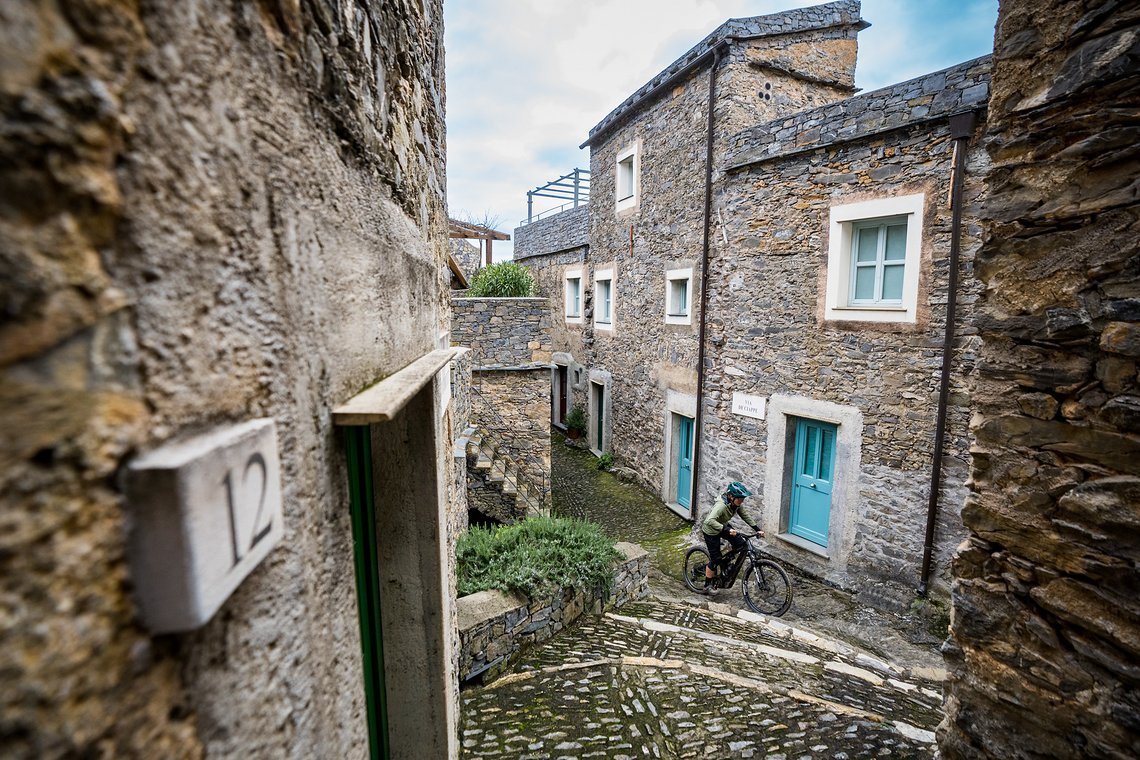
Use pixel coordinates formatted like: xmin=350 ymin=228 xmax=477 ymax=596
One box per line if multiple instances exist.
xmin=703 ymin=578 xmax=718 ymax=596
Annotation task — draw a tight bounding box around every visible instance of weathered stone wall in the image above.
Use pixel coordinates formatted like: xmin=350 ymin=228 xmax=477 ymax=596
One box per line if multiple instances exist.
xmin=726 ymin=56 xmax=992 ymax=168
xmin=940 ymin=1 xmax=1140 ymax=757
xmin=451 ymin=297 xmax=553 ymax=494
xmin=451 ymin=297 xmax=553 ymax=368
xmin=700 ymin=59 xmax=991 ymax=595
xmin=449 ymin=347 xmax=473 ymax=527
xmin=457 ymin=542 xmax=650 ymax=683
xmin=514 ymin=203 xmax=589 ymax=258
xmin=451 ymin=238 xmax=481 ymax=283
xmin=470 ymin=369 xmax=552 ymax=503
xmin=584 ymin=0 xmax=864 ymax=146
xmin=580 ymin=2 xmax=864 ymax=499
xmin=1 ymin=1 xmax=450 ymax=757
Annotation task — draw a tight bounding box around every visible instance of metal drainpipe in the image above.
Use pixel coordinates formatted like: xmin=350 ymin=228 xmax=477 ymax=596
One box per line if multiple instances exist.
xmin=690 ymin=43 xmax=725 ymax=520
xmin=918 ymin=110 xmax=977 ymax=596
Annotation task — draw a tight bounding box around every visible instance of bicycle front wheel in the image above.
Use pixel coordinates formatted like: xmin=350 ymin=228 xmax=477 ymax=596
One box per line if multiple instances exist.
xmin=742 ymin=559 xmax=792 ymax=616
xmin=683 ymin=547 xmax=711 ymax=593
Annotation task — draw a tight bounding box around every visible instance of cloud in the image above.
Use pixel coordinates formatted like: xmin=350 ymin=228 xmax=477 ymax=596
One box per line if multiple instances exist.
xmin=444 ymin=1 xmax=997 ymax=260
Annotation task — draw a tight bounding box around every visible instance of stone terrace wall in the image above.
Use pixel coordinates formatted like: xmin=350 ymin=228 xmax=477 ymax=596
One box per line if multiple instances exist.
xmin=727 ymin=56 xmax=992 ymax=169
xmin=451 ymin=297 xmax=553 ymax=368
xmin=514 ymin=204 xmax=589 ymax=259
xmin=0 ymin=1 xmax=450 ymax=757
xmin=457 ymin=542 xmax=650 ymax=683
xmin=940 ymin=2 xmax=1140 ymax=758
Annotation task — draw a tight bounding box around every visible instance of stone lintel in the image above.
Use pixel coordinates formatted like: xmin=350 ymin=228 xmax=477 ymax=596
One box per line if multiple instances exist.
xmin=333 ymin=347 xmax=461 ymax=425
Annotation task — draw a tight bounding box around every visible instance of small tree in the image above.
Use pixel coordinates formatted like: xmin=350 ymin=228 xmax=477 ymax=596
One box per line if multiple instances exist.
xmin=565 ymin=406 xmax=587 ymax=437
xmin=467 ymin=262 xmax=535 ymax=298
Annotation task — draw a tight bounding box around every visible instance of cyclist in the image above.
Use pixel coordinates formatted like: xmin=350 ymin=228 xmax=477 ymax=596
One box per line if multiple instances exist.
xmin=700 ymin=481 xmax=764 ymax=595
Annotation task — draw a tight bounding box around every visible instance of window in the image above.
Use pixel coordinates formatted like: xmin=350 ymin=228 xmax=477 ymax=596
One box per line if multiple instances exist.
xmin=594 ymin=268 xmax=614 ymax=330
xmin=564 ymin=270 xmax=583 ymax=323
xmin=824 ymin=194 xmax=924 ymax=323
xmin=665 ymin=267 xmax=693 ymax=325
xmin=850 ymin=218 xmax=907 ymax=305
xmin=615 ymin=143 xmax=639 ymax=213
xmin=617 ymin=156 xmax=635 ymax=201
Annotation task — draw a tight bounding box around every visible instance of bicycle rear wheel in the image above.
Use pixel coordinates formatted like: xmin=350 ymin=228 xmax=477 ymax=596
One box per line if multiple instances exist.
xmin=683 ymin=547 xmax=711 ymax=593
xmin=742 ymin=559 xmax=792 ymax=616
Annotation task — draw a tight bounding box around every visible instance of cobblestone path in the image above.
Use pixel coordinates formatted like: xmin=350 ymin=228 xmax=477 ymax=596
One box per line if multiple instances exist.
xmin=460 ymin=596 xmax=942 ymax=758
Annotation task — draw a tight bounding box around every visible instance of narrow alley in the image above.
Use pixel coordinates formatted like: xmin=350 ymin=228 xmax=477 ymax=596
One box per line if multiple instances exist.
xmin=458 ymin=436 xmax=949 ymax=758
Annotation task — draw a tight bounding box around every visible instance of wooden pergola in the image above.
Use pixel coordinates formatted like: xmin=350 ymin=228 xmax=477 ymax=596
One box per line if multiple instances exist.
xmin=448 ymin=219 xmax=510 ymax=267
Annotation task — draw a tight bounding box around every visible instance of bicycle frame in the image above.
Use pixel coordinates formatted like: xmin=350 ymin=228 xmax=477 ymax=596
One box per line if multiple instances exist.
xmin=713 ymin=537 xmax=758 ymax=588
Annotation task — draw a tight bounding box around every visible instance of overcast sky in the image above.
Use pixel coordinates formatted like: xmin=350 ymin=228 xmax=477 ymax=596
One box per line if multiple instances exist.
xmin=444 ymin=0 xmax=998 ymax=261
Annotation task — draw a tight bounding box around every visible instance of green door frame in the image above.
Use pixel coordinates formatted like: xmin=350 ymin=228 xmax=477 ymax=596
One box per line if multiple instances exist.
xmin=344 ymin=425 xmax=390 ymax=760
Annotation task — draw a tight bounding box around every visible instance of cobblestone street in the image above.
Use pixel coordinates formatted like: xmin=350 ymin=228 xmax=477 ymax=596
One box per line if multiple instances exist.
xmin=460 ymin=597 xmax=942 ymax=758
xmin=459 ymin=437 xmax=949 ymax=757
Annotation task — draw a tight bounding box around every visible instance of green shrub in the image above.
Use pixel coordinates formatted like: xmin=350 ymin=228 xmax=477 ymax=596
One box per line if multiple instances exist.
xmin=596 ymin=452 xmax=614 ymax=471
xmin=457 ymin=516 xmax=622 ymax=598
xmin=565 ymin=405 xmax=587 ymax=434
xmin=467 ymin=262 xmax=535 ymax=297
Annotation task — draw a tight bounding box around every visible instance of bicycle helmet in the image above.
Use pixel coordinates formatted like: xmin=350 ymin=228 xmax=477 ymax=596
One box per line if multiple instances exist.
xmin=725 ymin=481 xmax=753 ymax=499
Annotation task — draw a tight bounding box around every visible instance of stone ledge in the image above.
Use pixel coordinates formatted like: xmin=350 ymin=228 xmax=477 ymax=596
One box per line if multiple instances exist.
xmin=456 ymin=542 xmax=651 ymax=683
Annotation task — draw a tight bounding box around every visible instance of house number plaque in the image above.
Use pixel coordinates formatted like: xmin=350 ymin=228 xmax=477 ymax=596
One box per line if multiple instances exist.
xmin=126 ymin=419 xmax=284 ymax=633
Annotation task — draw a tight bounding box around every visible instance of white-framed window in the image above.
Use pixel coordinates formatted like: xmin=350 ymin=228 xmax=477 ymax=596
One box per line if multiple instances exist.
xmin=665 ymin=267 xmax=693 ymax=325
xmin=615 ymin=142 xmax=639 ymax=213
xmin=824 ymin=193 xmax=924 ymax=323
xmin=564 ymin=270 xmax=583 ymax=323
xmin=594 ymin=268 xmax=614 ymax=331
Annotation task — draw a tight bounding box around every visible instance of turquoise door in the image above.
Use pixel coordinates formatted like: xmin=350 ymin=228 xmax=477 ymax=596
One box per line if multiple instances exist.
xmin=789 ymin=418 xmax=837 ymax=547
xmin=676 ymin=416 xmax=694 ymax=509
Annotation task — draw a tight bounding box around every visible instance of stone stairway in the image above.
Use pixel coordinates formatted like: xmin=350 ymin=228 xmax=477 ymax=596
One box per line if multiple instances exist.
xmin=460 ymin=426 xmax=544 ymax=524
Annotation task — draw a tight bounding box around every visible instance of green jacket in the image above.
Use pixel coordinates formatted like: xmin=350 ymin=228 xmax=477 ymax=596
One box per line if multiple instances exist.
xmin=701 ymin=498 xmax=759 ymax=536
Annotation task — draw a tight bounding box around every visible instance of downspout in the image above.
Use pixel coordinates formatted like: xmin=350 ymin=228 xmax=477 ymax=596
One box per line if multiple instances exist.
xmin=690 ymin=43 xmax=725 ymax=520
xmin=918 ymin=110 xmax=977 ymax=596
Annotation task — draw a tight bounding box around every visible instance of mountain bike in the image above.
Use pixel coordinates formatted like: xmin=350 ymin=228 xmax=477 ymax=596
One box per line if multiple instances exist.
xmin=683 ymin=532 xmax=793 ymax=617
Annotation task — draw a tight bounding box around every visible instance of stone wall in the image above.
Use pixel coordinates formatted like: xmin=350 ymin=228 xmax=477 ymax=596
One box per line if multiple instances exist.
xmin=940 ymin=1 xmax=1140 ymax=757
xmin=451 ymin=297 xmax=553 ymax=368
xmin=1 ymin=1 xmax=453 ymax=757
xmin=470 ymin=369 xmax=552 ymax=504
xmin=457 ymin=542 xmax=650 ymax=683
xmin=726 ymin=56 xmax=991 ymax=169
xmin=451 ymin=297 xmax=553 ymax=494
xmin=700 ymin=59 xmax=991 ymax=595
xmin=514 ymin=204 xmax=589 ymax=258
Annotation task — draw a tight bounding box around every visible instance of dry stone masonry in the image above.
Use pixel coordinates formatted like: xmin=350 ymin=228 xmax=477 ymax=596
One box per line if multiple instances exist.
xmin=451 ymin=297 xmax=554 ymax=510
xmin=1 ymin=1 xmax=457 ymax=757
xmin=940 ymin=1 xmax=1140 ymax=757
xmin=457 ymin=542 xmax=650 ymax=683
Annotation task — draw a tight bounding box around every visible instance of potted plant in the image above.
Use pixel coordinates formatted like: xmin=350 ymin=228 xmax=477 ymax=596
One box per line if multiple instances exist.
xmin=565 ymin=406 xmax=587 ymax=440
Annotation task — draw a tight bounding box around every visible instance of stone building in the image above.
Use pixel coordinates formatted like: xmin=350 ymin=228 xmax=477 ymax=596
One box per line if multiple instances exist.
xmin=940 ymin=0 xmax=1140 ymax=757
xmin=2 ymin=1 xmax=461 ymax=758
xmin=516 ymin=0 xmax=989 ymax=595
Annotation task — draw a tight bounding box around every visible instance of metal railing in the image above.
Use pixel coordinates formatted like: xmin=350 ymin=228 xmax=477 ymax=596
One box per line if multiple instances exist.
xmin=522 ymin=168 xmax=590 ymax=225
